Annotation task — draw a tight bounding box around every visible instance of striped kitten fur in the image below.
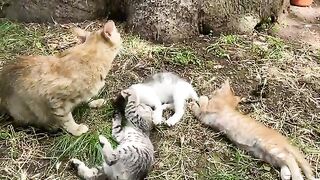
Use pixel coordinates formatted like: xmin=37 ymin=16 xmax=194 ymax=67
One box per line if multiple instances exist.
xmin=71 ymin=89 xmax=154 ymax=180
xmin=191 ymin=80 xmax=318 ymax=180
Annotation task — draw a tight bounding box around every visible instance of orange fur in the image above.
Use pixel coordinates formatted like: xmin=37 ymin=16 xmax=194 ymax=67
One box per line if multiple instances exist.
xmin=191 ymin=80 xmax=317 ymax=180
xmin=0 ymin=20 xmax=122 ymax=136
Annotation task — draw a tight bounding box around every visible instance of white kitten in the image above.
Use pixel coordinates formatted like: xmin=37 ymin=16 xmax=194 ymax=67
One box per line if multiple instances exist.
xmin=128 ymin=72 xmax=199 ymax=126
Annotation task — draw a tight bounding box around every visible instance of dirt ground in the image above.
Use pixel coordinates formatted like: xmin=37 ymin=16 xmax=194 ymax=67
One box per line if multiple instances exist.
xmin=0 ymin=19 xmax=319 ymax=180
xmin=274 ymin=2 xmax=320 ymax=50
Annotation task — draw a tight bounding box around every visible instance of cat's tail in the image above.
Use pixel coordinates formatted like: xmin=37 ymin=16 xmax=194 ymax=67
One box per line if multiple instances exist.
xmin=288 ymin=145 xmax=317 ymax=180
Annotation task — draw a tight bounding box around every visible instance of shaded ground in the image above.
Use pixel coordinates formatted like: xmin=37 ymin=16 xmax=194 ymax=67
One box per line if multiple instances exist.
xmin=0 ymin=19 xmax=319 ymax=179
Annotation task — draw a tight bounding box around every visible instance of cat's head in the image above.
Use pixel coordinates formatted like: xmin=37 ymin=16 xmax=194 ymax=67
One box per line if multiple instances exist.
xmin=112 ymin=88 xmax=138 ymax=115
xmin=121 ymin=89 xmax=154 ymax=132
xmin=72 ymin=20 xmax=122 ymax=48
xmin=207 ymin=80 xmax=241 ymax=111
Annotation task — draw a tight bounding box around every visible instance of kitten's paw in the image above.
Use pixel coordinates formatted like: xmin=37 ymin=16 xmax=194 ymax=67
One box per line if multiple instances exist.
xmin=162 ymin=103 xmax=174 ymax=110
xmin=72 ymin=124 xmax=89 ymax=136
xmin=88 ymin=99 xmax=106 ymax=108
xmin=153 ymin=117 xmax=164 ymax=125
xmin=165 ymin=118 xmax=179 ymax=127
xmin=70 ymin=158 xmax=83 ymax=170
xmin=98 ymin=135 xmax=109 ymax=146
xmin=189 ymin=102 xmax=200 ymax=116
xmin=99 ymin=135 xmax=113 ymax=152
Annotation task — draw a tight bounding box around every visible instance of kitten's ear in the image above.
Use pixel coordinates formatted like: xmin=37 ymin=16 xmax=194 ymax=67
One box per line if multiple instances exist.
xmin=221 ymin=79 xmax=231 ymax=91
xmin=102 ymin=20 xmax=116 ymax=40
xmin=72 ymin=27 xmax=90 ymax=43
xmin=120 ymin=89 xmax=130 ymax=98
xmin=199 ymin=96 xmax=209 ymax=112
xmin=235 ymin=96 xmax=241 ymax=105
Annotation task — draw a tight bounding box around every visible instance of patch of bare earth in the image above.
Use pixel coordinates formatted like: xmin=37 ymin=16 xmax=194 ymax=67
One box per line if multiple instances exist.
xmin=273 ymin=2 xmax=320 ymax=50
xmin=0 ymin=20 xmax=319 ymax=179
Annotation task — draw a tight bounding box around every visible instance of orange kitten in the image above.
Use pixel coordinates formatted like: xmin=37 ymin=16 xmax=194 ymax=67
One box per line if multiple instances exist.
xmin=0 ymin=20 xmax=122 ymax=136
xmin=191 ymin=80 xmax=318 ymax=180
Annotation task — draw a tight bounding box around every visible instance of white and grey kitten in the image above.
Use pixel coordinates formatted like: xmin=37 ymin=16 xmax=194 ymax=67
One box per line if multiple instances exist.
xmin=71 ymin=89 xmax=154 ymax=180
xmin=128 ymin=72 xmax=199 ymax=126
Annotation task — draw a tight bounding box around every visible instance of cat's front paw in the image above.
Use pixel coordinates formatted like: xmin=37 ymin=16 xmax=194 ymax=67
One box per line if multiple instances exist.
xmin=152 ymin=117 xmax=164 ymax=125
xmin=98 ymin=135 xmax=109 ymax=146
xmin=70 ymin=158 xmax=83 ymax=170
xmin=165 ymin=118 xmax=179 ymax=127
xmin=72 ymin=124 xmax=89 ymax=136
xmin=88 ymin=99 xmax=106 ymax=108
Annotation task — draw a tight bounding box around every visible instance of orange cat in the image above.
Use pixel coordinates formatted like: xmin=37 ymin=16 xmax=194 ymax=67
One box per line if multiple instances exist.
xmin=0 ymin=20 xmax=122 ymax=136
xmin=191 ymin=80 xmax=318 ymax=180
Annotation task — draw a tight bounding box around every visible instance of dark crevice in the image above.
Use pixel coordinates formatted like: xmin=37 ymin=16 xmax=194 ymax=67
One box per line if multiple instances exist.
xmin=254 ymin=15 xmax=276 ymax=31
xmin=105 ymin=0 xmax=128 ymax=22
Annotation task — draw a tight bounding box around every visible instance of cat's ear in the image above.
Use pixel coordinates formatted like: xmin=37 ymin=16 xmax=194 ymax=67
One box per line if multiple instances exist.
xmin=235 ymin=96 xmax=241 ymax=105
xmin=72 ymin=27 xmax=90 ymax=43
xmin=120 ymin=89 xmax=131 ymax=98
xmin=102 ymin=20 xmax=116 ymax=40
xmin=221 ymin=79 xmax=231 ymax=92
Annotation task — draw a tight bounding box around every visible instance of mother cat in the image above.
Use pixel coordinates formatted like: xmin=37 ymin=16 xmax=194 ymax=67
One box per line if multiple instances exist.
xmin=0 ymin=20 xmax=122 ymax=136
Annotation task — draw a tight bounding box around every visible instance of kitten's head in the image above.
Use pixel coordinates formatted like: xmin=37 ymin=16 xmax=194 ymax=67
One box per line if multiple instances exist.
xmin=207 ymin=80 xmax=241 ymax=111
xmin=112 ymin=88 xmax=138 ymax=115
xmin=121 ymin=89 xmax=154 ymax=132
xmin=72 ymin=20 xmax=122 ymax=48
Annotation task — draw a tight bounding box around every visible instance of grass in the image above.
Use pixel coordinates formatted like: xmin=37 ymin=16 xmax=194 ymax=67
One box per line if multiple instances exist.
xmin=206 ymin=34 xmax=244 ymax=59
xmin=164 ymin=48 xmax=201 ymax=66
xmin=0 ymin=21 xmax=47 ymax=59
xmin=251 ymin=35 xmax=286 ymax=60
xmin=49 ymin=125 xmax=114 ymax=167
xmin=0 ymin=20 xmax=319 ymax=179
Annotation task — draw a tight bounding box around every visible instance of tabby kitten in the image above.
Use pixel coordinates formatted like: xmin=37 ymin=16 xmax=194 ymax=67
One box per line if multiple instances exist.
xmin=191 ymin=80 xmax=318 ymax=180
xmin=128 ymin=72 xmax=199 ymax=126
xmin=0 ymin=20 xmax=122 ymax=136
xmin=71 ymin=89 xmax=154 ymax=180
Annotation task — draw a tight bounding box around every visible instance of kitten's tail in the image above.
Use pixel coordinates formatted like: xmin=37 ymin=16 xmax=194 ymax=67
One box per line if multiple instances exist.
xmin=288 ymin=145 xmax=317 ymax=180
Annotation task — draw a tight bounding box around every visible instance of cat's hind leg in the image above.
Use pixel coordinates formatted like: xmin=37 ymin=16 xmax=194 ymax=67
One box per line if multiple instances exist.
xmin=280 ymin=166 xmax=291 ymax=180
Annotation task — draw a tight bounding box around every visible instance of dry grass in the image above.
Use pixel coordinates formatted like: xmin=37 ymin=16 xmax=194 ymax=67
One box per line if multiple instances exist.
xmin=0 ymin=19 xmax=319 ymax=179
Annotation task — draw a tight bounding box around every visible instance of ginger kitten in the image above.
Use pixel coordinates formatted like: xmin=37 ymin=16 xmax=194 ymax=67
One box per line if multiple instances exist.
xmin=0 ymin=20 xmax=122 ymax=136
xmin=191 ymin=80 xmax=318 ymax=180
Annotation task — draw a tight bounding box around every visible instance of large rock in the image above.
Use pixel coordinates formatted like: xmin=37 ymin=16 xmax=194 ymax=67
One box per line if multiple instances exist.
xmin=3 ymin=0 xmax=107 ymax=23
xmin=199 ymin=0 xmax=289 ymax=35
xmin=126 ymin=0 xmax=199 ymax=43
xmin=126 ymin=0 xmax=289 ymax=42
xmin=1 ymin=0 xmax=290 ymax=43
